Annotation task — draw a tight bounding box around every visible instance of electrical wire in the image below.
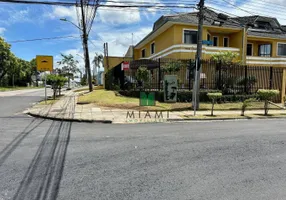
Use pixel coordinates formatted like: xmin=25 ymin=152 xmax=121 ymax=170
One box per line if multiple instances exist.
xmin=7 ymin=35 xmax=79 ymax=43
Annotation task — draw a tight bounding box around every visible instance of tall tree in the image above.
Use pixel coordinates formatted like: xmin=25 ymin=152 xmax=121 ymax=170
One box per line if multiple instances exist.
xmin=57 ymin=54 xmax=79 ymax=89
xmin=92 ymin=53 xmax=103 ymax=84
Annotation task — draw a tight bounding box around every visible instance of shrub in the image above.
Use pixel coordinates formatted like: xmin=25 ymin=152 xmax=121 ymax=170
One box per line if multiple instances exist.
xmin=241 ymin=98 xmax=256 ymax=116
xmin=211 ymin=51 xmax=240 ymax=64
xmin=207 ymin=92 xmax=222 ymax=116
xmin=136 ymin=66 xmax=149 ymax=89
xmin=257 ymin=89 xmax=280 ymax=115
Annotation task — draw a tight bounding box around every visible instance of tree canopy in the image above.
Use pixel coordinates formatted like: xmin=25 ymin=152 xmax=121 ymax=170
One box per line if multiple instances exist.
xmin=0 ymin=37 xmax=37 ymax=87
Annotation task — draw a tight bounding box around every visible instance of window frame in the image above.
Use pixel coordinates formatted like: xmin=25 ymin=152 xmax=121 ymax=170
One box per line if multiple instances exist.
xmin=223 ymin=37 xmax=229 ymax=47
xmin=247 ymin=43 xmax=253 ymax=56
xmin=150 ymin=42 xmax=155 ymax=55
xmin=277 ymin=42 xmax=286 ymax=57
xmin=141 ymin=48 xmax=146 ymax=58
xmin=182 ymin=28 xmax=198 ymax=44
xmin=258 ymin=44 xmax=272 ymax=57
xmin=213 ymin=36 xmax=219 ymax=47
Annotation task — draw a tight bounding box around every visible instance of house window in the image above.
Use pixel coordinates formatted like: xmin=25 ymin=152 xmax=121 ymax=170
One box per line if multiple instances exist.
xmin=258 ymin=44 xmax=271 ymax=57
xmin=207 ymin=34 xmax=211 ymax=46
xmin=247 ymin=44 xmax=253 ymax=56
xmin=151 ymin=42 xmax=155 ymax=55
xmin=141 ymin=49 xmax=146 ymax=58
xmin=277 ymin=43 xmax=286 ymax=56
xmin=184 ymin=30 xmax=197 ymax=44
xmin=213 ymin=36 xmax=218 ymax=46
xmin=223 ymin=37 xmax=229 ymax=47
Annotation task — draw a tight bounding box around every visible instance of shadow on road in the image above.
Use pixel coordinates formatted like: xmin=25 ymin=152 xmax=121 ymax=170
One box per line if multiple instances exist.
xmin=13 ymin=120 xmax=72 ymax=200
xmin=0 ymin=118 xmax=46 ymax=166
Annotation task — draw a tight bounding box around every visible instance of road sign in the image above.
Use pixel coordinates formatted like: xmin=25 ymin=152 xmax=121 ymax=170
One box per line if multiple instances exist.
xmin=36 ymin=55 xmax=53 ymax=72
xmin=140 ymin=92 xmax=155 ymax=106
xmin=121 ymin=61 xmax=130 ymax=70
xmin=163 ymin=75 xmax=178 ymax=102
xmin=202 ymin=40 xmax=213 ymax=45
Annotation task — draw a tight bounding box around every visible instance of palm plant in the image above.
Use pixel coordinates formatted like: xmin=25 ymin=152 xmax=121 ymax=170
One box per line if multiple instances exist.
xmin=57 ymin=54 xmax=79 ymax=89
xmin=92 ymin=53 xmax=103 ymax=85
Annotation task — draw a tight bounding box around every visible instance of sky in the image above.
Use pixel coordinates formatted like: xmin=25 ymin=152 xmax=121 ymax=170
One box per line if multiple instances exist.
xmin=0 ymin=0 xmax=286 ymax=72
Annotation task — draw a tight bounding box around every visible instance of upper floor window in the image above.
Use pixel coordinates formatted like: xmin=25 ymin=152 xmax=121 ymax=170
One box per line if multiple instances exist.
xmin=141 ymin=49 xmax=146 ymax=58
xmin=247 ymin=44 xmax=253 ymax=56
xmin=223 ymin=37 xmax=229 ymax=47
xmin=258 ymin=44 xmax=271 ymax=57
xmin=184 ymin=30 xmax=197 ymax=44
xmin=151 ymin=42 xmax=155 ymax=55
xmin=254 ymin=21 xmax=273 ymax=30
xmin=213 ymin=36 xmax=218 ymax=47
xmin=277 ymin=43 xmax=286 ymax=56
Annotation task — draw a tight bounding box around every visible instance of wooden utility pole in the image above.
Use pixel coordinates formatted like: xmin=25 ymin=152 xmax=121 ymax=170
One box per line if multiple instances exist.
xmin=80 ymin=0 xmax=93 ymax=92
xmin=192 ymin=0 xmax=204 ymax=115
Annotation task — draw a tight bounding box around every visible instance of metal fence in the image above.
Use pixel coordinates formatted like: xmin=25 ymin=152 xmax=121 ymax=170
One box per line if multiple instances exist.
xmin=108 ymin=58 xmax=284 ymax=101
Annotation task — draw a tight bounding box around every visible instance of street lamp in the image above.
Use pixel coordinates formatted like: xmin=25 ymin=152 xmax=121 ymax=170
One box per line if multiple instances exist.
xmin=60 ymin=17 xmax=93 ymax=92
xmin=60 ymin=18 xmax=82 ymax=31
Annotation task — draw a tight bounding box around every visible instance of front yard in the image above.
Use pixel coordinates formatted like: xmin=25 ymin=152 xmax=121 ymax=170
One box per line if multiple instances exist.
xmin=77 ymin=89 xmax=280 ymax=111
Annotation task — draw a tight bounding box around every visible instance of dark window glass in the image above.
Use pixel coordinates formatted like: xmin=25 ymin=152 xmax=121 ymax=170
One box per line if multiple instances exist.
xmin=223 ymin=37 xmax=229 ymax=47
xmin=213 ymin=37 xmax=218 ymax=46
xmin=207 ymin=34 xmax=211 ymax=46
xmin=247 ymin=44 xmax=253 ymax=56
xmin=278 ymin=43 xmax=286 ymax=56
xmin=258 ymin=44 xmax=271 ymax=57
xmin=141 ymin=49 xmax=146 ymax=58
xmin=151 ymin=43 xmax=155 ymax=54
xmin=184 ymin=30 xmax=197 ymax=44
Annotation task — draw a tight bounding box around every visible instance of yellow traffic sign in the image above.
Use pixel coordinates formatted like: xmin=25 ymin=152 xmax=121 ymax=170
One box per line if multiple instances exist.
xmin=36 ymin=55 xmax=53 ymax=72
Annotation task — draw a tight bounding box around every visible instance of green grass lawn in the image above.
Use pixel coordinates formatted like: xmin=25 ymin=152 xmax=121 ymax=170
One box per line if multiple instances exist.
xmin=0 ymin=86 xmax=41 ymax=92
xmin=78 ymin=89 xmax=282 ymax=111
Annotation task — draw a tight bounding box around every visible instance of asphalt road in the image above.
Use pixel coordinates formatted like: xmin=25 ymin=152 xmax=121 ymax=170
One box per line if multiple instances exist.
xmin=1 ymin=89 xmax=286 ymax=200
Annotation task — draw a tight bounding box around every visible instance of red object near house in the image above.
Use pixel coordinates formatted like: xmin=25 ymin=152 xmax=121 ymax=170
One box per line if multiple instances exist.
xmin=121 ymin=61 xmax=130 ymax=70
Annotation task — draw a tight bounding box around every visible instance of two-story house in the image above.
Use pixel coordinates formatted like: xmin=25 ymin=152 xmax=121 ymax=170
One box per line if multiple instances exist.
xmin=132 ymin=9 xmax=286 ymax=66
xmin=103 ymin=8 xmax=286 ymax=102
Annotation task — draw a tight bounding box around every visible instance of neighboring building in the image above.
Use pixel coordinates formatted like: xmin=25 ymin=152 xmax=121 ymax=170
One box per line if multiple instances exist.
xmin=130 ymin=9 xmax=286 ymax=66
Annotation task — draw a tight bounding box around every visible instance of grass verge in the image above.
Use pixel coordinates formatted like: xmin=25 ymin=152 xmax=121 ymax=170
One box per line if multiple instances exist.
xmin=78 ymin=89 xmax=285 ymax=111
xmin=0 ymin=86 xmax=41 ymax=92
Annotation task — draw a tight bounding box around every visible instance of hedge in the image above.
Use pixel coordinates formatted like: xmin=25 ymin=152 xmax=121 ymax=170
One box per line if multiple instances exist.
xmin=119 ymin=90 xmax=221 ymax=102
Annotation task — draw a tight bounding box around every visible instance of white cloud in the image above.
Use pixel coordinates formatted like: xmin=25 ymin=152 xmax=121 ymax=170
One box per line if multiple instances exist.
xmin=0 ymin=27 xmax=6 ymax=35
xmin=45 ymin=6 xmax=78 ymax=24
xmin=0 ymin=7 xmax=32 ymax=25
xmin=97 ymin=0 xmax=163 ymax=24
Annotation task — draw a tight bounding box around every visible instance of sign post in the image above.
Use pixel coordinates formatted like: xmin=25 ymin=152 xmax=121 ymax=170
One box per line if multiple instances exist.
xmin=36 ymin=55 xmax=53 ymax=104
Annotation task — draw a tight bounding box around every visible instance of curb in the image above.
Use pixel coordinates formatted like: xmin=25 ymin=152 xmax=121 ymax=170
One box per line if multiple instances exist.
xmin=27 ymin=112 xmax=113 ymax=124
xmin=168 ymin=116 xmax=286 ymax=122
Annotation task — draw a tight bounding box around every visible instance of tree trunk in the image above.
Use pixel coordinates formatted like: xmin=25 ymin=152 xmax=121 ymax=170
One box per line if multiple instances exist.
xmin=264 ymin=100 xmax=268 ymax=116
xmin=211 ymin=99 xmax=214 ymax=116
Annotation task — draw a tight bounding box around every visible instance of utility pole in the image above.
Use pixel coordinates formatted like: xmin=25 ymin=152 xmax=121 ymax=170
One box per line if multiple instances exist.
xmin=192 ymin=0 xmax=204 ymax=115
xmin=80 ymin=0 xmax=93 ymax=92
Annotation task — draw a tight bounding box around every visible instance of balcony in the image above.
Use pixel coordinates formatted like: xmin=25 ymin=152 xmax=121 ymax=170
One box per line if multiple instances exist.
xmin=246 ymin=56 xmax=286 ymax=66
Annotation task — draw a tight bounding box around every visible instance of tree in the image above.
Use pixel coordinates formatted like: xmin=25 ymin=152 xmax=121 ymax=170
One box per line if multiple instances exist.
xmin=257 ymin=89 xmax=280 ymax=115
xmin=207 ymin=92 xmax=222 ymax=116
xmin=211 ymin=51 xmax=240 ymax=64
xmin=241 ymin=98 xmax=256 ymax=116
xmin=92 ymin=53 xmax=103 ymax=84
xmin=136 ymin=66 xmax=149 ymax=89
xmin=57 ymin=54 xmax=79 ymax=89
xmin=46 ymin=74 xmax=67 ymax=100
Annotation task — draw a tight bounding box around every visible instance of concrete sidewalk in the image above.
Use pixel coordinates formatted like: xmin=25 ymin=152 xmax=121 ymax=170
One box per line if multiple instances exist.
xmin=25 ymin=91 xmax=286 ymax=124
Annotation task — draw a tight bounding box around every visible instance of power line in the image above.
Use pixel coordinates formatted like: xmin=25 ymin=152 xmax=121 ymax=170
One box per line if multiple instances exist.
xmin=7 ymin=35 xmax=79 ymax=43
xmin=0 ymin=0 xmax=196 ymax=8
